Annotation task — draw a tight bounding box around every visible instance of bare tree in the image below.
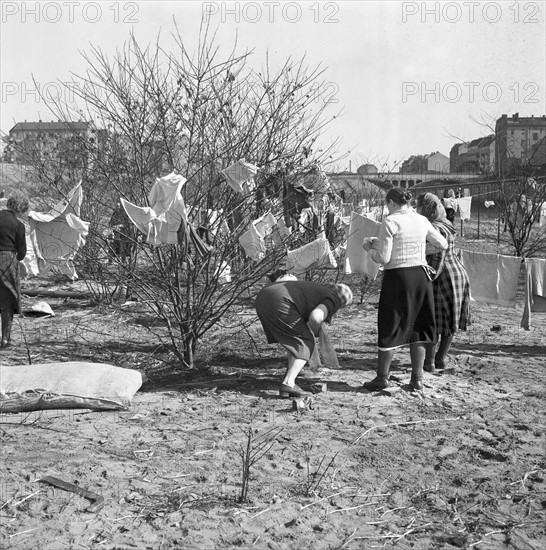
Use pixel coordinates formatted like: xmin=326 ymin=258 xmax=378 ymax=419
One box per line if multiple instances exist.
xmin=26 ymin=23 xmax=343 ymax=368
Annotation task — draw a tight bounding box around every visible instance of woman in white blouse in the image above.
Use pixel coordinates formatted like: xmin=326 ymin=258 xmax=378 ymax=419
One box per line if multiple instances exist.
xmin=362 ymin=187 xmax=448 ymax=391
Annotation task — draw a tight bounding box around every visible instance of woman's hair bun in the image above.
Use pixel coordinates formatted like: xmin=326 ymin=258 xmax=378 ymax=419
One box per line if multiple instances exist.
xmin=403 ymin=191 xmax=412 ymax=202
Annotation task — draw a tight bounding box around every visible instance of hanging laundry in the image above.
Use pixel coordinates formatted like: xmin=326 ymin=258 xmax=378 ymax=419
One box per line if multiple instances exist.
xmin=461 ymin=250 xmax=521 ymax=307
xmin=254 ymin=212 xmax=277 ymax=238
xmin=484 ymin=200 xmax=495 ymax=208
xmin=285 ymin=233 xmax=337 ymax=275
xmin=18 ymin=217 xmax=39 ymax=278
xmin=121 ymin=172 xmax=188 ymax=246
xmin=221 ymin=159 xmax=259 ymax=196
xmin=457 ymin=196 xmax=472 ymax=221
xmin=344 ymin=212 xmax=381 ymax=279
xmin=239 ymin=223 xmax=266 ymax=261
xmin=28 ymin=182 xmax=90 ymax=280
xmin=520 ymin=258 xmax=546 ymax=330
xmin=539 ymin=202 xmax=546 ymax=228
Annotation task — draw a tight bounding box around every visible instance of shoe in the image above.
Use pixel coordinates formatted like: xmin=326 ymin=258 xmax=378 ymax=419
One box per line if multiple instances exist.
xmin=279 ymin=383 xmax=311 ymax=398
xmin=424 ymin=363 xmax=435 ymax=374
xmin=362 ymin=377 xmax=390 ymax=391
xmin=409 ymin=377 xmax=423 ymax=391
xmin=0 ymin=339 xmax=11 ymax=349
xmin=435 ymin=360 xmax=446 ymax=370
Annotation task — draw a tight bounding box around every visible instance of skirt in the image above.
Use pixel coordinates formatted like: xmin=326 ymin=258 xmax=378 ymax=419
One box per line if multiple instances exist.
xmin=378 ymin=266 xmax=435 ymax=350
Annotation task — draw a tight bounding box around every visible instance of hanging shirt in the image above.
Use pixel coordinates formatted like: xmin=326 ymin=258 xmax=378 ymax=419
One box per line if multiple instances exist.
xmin=520 ymin=258 xmax=546 ymax=330
xmin=239 ymin=223 xmax=266 ymax=261
xmin=121 ymin=172 xmax=188 ymax=246
xmin=461 ymin=250 xmax=521 ymax=307
xmin=344 ymin=212 xmax=381 ymax=279
xmin=457 ymin=197 xmax=472 ymax=220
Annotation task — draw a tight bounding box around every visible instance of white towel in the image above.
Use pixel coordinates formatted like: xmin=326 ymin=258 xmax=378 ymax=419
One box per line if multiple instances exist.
xmin=239 ymin=223 xmax=265 ymax=261
xmin=461 ymin=250 xmax=521 ymax=307
xmin=221 ymin=160 xmax=259 ymax=196
xmin=344 ymin=212 xmax=381 ymax=279
xmin=457 ymin=197 xmax=472 ymax=221
xmin=285 ymin=233 xmax=337 ymax=275
xmin=521 ymin=258 xmax=546 ymax=330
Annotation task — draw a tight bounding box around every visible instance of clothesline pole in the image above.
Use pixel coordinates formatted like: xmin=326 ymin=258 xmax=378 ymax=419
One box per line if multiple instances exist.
xmin=460 ymin=217 xmax=463 ymax=237
xmin=497 ymin=214 xmax=501 ymax=244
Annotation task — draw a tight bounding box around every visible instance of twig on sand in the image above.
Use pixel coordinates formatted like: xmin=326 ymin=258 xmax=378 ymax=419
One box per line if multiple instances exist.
xmin=352 ymin=417 xmax=461 ymax=445
xmin=9 ymin=528 xmax=39 ymax=538
xmin=336 ymin=521 xmax=433 ymax=549
xmin=509 ymin=467 xmax=542 ymax=489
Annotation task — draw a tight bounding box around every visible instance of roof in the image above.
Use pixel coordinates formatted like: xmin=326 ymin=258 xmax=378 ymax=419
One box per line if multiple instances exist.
xmin=10 ymin=121 xmax=92 ymax=133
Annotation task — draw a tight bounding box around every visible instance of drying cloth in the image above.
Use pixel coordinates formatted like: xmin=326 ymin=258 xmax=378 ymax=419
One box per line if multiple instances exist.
xmin=121 ymin=172 xmax=188 ymax=246
xmin=254 ymin=212 xmax=277 ymax=238
xmin=221 ymin=160 xmax=259 ymax=196
xmin=457 ymin=197 xmax=472 ymax=220
xmin=28 ymin=182 xmax=90 ymax=280
xmin=239 ymin=223 xmax=266 ymax=261
xmin=285 ymin=233 xmax=337 ymax=275
xmin=539 ymin=202 xmax=546 ymax=228
xmin=461 ymin=250 xmax=521 ymax=307
xmin=344 ymin=212 xmax=381 ymax=279
xmin=19 ymin=217 xmax=39 ymax=278
xmin=307 ymin=323 xmax=340 ymax=371
xmin=521 ymin=258 xmax=546 ymax=330
xmin=484 ymin=200 xmax=495 ymax=208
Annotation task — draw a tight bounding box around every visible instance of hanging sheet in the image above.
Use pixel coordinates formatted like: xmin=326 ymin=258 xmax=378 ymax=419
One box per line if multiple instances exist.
xmin=28 ymin=182 xmax=90 ymax=280
xmin=344 ymin=212 xmax=382 ymax=279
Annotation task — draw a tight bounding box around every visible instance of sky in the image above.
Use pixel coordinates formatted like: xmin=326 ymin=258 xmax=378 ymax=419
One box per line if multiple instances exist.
xmin=1 ymin=0 xmax=545 ymax=171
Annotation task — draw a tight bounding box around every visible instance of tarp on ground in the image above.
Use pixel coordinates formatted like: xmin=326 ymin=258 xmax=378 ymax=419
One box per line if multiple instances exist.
xmin=0 ymin=362 xmax=143 ymax=413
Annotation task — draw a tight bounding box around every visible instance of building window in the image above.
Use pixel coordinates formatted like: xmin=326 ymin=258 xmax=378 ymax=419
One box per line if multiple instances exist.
xmin=533 ymin=133 xmax=538 ymax=140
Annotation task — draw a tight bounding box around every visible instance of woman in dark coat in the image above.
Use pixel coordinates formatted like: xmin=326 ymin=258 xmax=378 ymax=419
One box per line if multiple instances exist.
xmin=255 ymin=278 xmax=353 ymax=397
xmin=0 ymin=192 xmax=30 ymax=348
xmin=417 ymin=193 xmax=470 ymax=371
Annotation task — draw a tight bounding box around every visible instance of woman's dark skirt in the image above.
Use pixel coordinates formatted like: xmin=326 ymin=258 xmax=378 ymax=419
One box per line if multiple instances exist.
xmin=378 ymin=266 xmax=436 ymax=350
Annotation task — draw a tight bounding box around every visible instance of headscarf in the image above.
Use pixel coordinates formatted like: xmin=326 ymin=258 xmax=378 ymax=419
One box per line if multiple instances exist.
xmin=418 ymin=192 xmax=455 ymax=234
xmin=327 ymin=283 xmax=353 ymax=308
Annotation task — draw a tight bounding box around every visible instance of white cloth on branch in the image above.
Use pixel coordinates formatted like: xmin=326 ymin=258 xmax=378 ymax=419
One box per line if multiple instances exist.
xmin=121 ymin=172 xmax=188 ymax=246
xmin=461 ymin=249 xmax=521 ymax=307
xmin=344 ymin=212 xmax=382 ymax=279
xmin=28 ymin=182 xmax=90 ymax=280
xmin=221 ymin=160 xmax=259 ymax=196
xmin=285 ymin=233 xmax=337 ymax=275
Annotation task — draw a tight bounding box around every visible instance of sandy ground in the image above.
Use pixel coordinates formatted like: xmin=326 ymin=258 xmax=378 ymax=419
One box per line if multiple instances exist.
xmin=0 ymin=274 xmax=545 ymax=550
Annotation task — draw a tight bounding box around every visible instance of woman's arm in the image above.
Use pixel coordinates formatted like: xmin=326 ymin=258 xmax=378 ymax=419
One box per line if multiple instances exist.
xmin=15 ymin=222 xmax=27 ymax=261
xmin=307 ymin=304 xmax=329 ymax=335
xmin=425 ymin=222 xmax=448 ymax=254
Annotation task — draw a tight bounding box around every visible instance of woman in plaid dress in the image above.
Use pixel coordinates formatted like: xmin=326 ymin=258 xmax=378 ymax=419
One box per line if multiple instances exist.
xmin=417 ymin=193 xmax=470 ymax=371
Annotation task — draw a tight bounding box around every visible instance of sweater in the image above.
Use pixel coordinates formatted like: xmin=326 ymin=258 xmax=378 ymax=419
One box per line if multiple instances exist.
xmin=0 ymin=210 xmax=27 ymax=261
xmin=370 ymin=210 xmax=447 ymax=270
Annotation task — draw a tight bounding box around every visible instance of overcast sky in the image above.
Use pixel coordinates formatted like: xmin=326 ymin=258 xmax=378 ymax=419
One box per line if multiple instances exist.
xmin=1 ymin=1 xmax=545 ymax=170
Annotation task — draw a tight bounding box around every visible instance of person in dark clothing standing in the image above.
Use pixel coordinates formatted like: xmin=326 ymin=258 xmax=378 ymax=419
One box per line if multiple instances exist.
xmin=0 ymin=192 xmax=30 ymax=348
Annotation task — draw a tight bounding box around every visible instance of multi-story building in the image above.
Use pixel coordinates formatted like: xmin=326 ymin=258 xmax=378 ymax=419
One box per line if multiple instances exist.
xmin=400 ymin=151 xmax=450 ymax=175
xmin=6 ymin=120 xmax=95 ymax=164
xmin=495 ymin=114 xmax=546 ymax=176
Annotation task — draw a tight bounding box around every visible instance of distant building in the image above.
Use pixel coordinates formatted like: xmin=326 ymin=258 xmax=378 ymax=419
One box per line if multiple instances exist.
xmin=400 ymin=151 xmax=450 ymax=175
xmin=356 ymin=163 xmax=378 ymax=175
xmin=6 ymin=120 xmax=96 ymax=164
xmin=450 ymin=135 xmax=495 ymax=174
xmin=495 ymin=114 xmax=546 ymax=176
